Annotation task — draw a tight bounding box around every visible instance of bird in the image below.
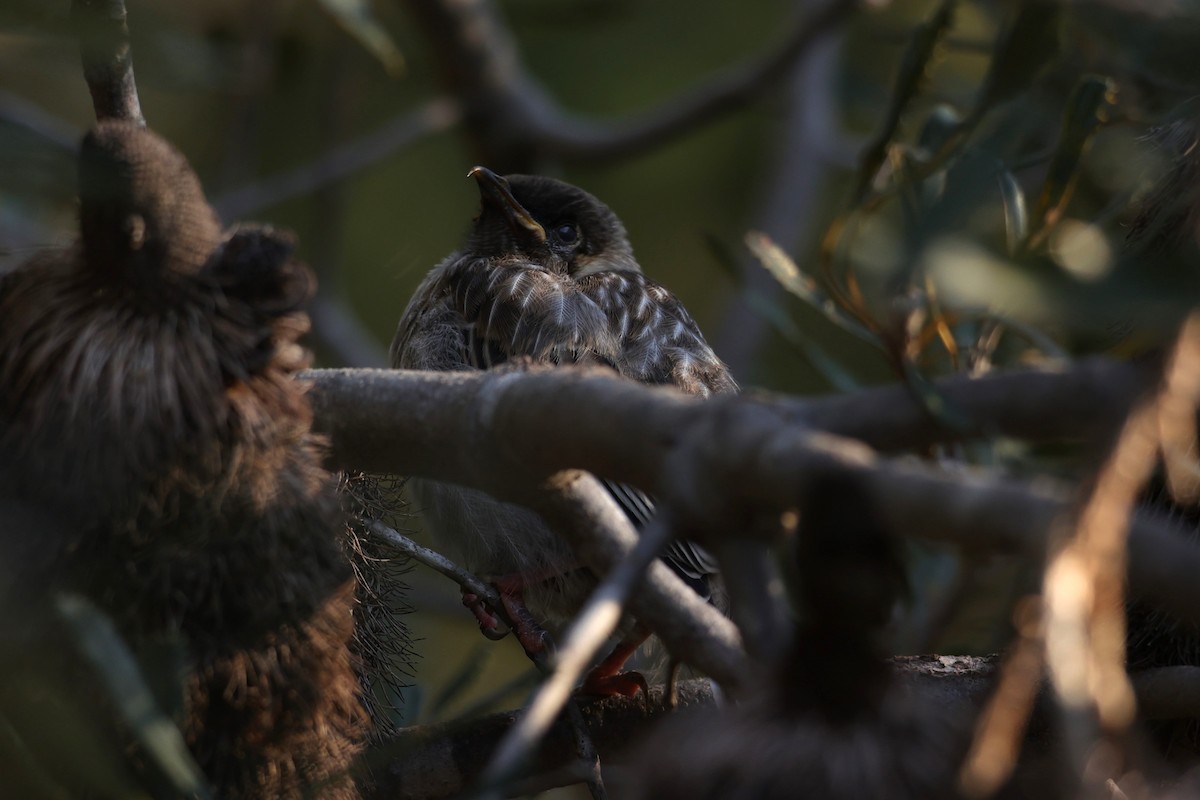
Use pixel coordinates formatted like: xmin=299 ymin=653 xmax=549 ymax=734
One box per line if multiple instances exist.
xmin=391 ymin=166 xmax=736 ymax=693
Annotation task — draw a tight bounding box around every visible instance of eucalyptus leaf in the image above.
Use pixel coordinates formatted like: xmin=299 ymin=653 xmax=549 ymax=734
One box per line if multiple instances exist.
xmin=1024 ymin=75 xmax=1118 ymax=252
xmin=55 ymin=594 xmax=212 ymax=800
xmin=742 ymin=289 xmax=862 ymax=393
xmin=996 ymin=168 xmax=1028 ymax=257
xmin=430 ymin=642 xmax=493 ymax=718
xmin=975 ymin=2 xmax=1062 ymax=113
xmin=745 ymin=231 xmax=881 ymax=348
xmin=851 ymin=0 xmax=959 ymax=206
xmin=316 ymin=0 xmax=405 ymax=77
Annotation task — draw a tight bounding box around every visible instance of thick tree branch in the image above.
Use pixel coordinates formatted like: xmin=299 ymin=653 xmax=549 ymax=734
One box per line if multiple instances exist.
xmin=792 ymin=356 xmax=1158 ymax=452
xmin=528 ymin=476 xmax=747 ymax=690
xmin=303 ymin=362 xmax=1200 ymax=629
xmin=71 ymin=0 xmax=144 ymax=125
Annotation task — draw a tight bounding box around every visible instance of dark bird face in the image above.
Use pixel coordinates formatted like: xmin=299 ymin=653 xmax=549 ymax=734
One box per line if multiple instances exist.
xmin=465 ymin=167 xmax=639 ymax=277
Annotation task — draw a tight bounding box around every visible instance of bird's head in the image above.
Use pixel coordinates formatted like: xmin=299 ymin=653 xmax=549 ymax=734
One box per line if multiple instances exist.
xmin=78 ymin=120 xmax=222 ymax=288
xmin=465 ymin=166 xmax=639 ymax=277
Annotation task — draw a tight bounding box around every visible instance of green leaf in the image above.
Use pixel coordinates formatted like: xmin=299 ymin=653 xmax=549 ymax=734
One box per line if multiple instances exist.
xmin=742 ymin=288 xmax=862 ymax=393
xmin=851 ymin=0 xmax=960 ymax=205
xmin=55 ymin=594 xmax=212 ymax=800
xmin=996 ymin=168 xmax=1027 ymax=257
xmin=430 ymin=642 xmax=492 ymax=718
xmin=316 ymin=0 xmax=405 ymax=77
xmin=1024 ymin=75 xmax=1118 ymax=251
xmin=974 ymin=2 xmax=1062 ymax=113
xmin=745 ymin=231 xmax=881 ymax=349
xmin=703 ymin=233 xmax=863 ymax=391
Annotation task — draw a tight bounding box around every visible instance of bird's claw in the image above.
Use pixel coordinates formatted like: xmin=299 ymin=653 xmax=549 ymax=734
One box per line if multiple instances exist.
xmin=578 ymin=670 xmax=649 ymax=700
xmin=462 ymin=591 xmax=509 ymax=640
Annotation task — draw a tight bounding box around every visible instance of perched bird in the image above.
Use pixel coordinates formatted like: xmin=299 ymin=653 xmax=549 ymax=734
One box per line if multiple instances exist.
xmin=391 ymin=167 xmax=736 ymax=691
xmin=0 ymin=121 xmax=366 ymax=798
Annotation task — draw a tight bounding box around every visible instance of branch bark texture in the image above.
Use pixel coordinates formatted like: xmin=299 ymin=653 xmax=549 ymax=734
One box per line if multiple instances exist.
xmin=303 ymin=361 xmax=1200 ymax=631
xmin=72 ymin=0 xmax=144 ymax=125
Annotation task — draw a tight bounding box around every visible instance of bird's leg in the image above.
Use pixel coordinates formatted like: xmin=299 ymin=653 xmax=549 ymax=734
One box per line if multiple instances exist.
xmin=461 ymin=591 xmax=510 ymax=641
xmin=491 ymin=572 xmax=554 ymax=656
xmin=462 ymin=568 xmax=568 ymax=655
xmin=578 ymin=628 xmax=651 ymax=698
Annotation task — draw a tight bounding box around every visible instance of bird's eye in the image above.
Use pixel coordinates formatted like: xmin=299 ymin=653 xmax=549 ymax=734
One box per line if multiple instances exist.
xmin=553 ymin=223 xmax=580 ymax=245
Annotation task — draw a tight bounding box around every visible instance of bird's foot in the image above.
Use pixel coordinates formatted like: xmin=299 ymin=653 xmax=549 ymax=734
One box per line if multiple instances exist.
xmin=492 ymin=580 xmax=551 ymax=656
xmin=462 ymin=591 xmax=509 ymax=641
xmin=577 ymin=633 xmax=650 ymax=698
xmin=460 ymin=577 xmax=553 ymax=656
xmin=578 ymin=669 xmax=649 ymax=699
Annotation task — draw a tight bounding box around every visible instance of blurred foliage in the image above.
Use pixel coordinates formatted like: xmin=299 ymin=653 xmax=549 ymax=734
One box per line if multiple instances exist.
xmin=5 ymin=0 xmax=1200 ymax=794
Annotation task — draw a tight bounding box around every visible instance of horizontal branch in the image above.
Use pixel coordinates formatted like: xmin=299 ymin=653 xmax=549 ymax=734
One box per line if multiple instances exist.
xmin=303 ymin=362 xmax=1200 ymax=628
xmin=212 ymin=99 xmax=461 ymax=220
xmin=792 ymin=356 xmax=1158 ymax=452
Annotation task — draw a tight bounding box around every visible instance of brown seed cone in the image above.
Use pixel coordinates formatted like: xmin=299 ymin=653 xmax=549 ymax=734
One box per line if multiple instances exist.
xmin=0 ymin=120 xmax=368 ymax=798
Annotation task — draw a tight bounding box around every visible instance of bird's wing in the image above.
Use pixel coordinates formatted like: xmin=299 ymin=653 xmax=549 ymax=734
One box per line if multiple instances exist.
xmin=435 ymin=255 xmax=623 ymax=370
xmin=578 ymin=272 xmax=737 ymax=397
xmin=602 ymin=478 xmax=719 ymax=603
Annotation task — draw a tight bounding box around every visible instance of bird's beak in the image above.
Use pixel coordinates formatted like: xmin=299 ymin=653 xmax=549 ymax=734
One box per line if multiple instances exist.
xmin=468 ymin=166 xmax=546 ymax=243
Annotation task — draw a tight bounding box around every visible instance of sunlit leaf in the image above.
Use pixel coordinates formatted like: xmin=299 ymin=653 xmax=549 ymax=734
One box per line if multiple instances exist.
xmin=745 ymin=232 xmax=882 ymax=347
xmin=316 ymin=0 xmax=405 ymax=77
xmin=703 ymin=234 xmax=863 ymax=391
xmin=997 ymin=168 xmax=1028 ymax=257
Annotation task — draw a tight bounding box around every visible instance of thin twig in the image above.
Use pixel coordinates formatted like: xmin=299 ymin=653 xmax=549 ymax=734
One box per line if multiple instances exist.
xmin=212 ymin=98 xmax=461 ymax=220
xmin=366 ymin=516 xmax=609 ymax=797
xmin=538 ymin=0 xmax=862 ymax=162
xmin=0 ymin=91 xmax=80 ymax=152
xmin=475 ymin=513 xmax=675 ymax=797
xmin=363 ymin=660 xmax=1200 ymax=798
xmin=1044 ymin=314 xmax=1200 ymax=781
xmin=714 ymin=29 xmax=852 ymax=375
xmin=399 ymin=0 xmax=859 ymax=168
xmin=71 ymin=0 xmax=144 ymax=125
xmin=362 ymin=680 xmax=719 ymax=800
xmin=958 ymin=598 xmax=1045 ymax=798
xmin=365 ymin=519 xmax=509 ymax=631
